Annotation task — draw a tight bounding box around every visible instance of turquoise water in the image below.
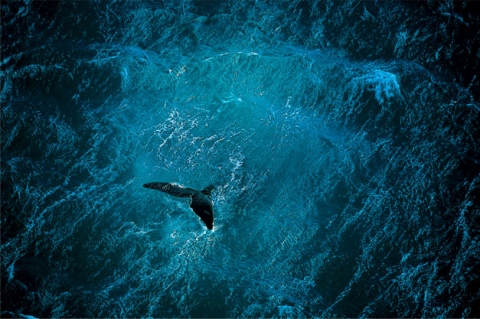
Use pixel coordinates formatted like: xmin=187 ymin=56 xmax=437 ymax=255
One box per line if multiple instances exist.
xmin=2 ymin=1 xmax=479 ymax=318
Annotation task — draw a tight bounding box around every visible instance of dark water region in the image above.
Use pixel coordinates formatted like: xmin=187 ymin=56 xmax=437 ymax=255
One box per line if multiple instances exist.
xmin=1 ymin=1 xmax=479 ymax=318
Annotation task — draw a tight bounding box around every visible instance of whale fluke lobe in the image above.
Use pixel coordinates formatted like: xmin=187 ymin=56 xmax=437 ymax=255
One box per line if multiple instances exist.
xmin=143 ymin=182 xmax=197 ymax=198
xmin=143 ymin=182 xmax=215 ymax=230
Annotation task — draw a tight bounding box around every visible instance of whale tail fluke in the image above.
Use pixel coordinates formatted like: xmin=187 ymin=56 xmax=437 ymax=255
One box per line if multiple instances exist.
xmin=143 ymin=182 xmax=215 ymax=230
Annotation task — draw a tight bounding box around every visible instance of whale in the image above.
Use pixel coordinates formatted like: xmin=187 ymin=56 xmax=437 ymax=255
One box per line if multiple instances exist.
xmin=143 ymin=182 xmax=215 ymax=230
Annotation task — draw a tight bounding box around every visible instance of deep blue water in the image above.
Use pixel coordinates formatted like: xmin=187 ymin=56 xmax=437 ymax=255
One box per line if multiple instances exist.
xmin=1 ymin=1 xmax=479 ymax=318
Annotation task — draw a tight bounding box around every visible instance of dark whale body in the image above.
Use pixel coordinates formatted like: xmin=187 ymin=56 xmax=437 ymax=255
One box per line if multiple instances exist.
xmin=143 ymin=182 xmax=215 ymax=230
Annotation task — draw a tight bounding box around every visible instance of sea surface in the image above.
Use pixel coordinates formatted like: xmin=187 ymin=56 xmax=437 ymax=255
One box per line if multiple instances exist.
xmin=1 ymin=1 xmax=479 ymax=318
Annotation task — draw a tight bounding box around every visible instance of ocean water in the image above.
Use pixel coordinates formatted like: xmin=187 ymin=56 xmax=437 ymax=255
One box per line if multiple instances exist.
xmin=1 ymin=1 xmax=479 ymax=318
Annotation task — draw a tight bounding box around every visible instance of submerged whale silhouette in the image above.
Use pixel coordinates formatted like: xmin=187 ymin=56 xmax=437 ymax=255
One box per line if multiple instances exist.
xmin=143 ymin=182 xmax=215 ymax=230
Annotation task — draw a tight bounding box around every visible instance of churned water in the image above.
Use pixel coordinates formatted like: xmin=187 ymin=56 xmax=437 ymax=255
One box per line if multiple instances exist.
xmin=2 ymin=1 xmax=479 ymax=318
